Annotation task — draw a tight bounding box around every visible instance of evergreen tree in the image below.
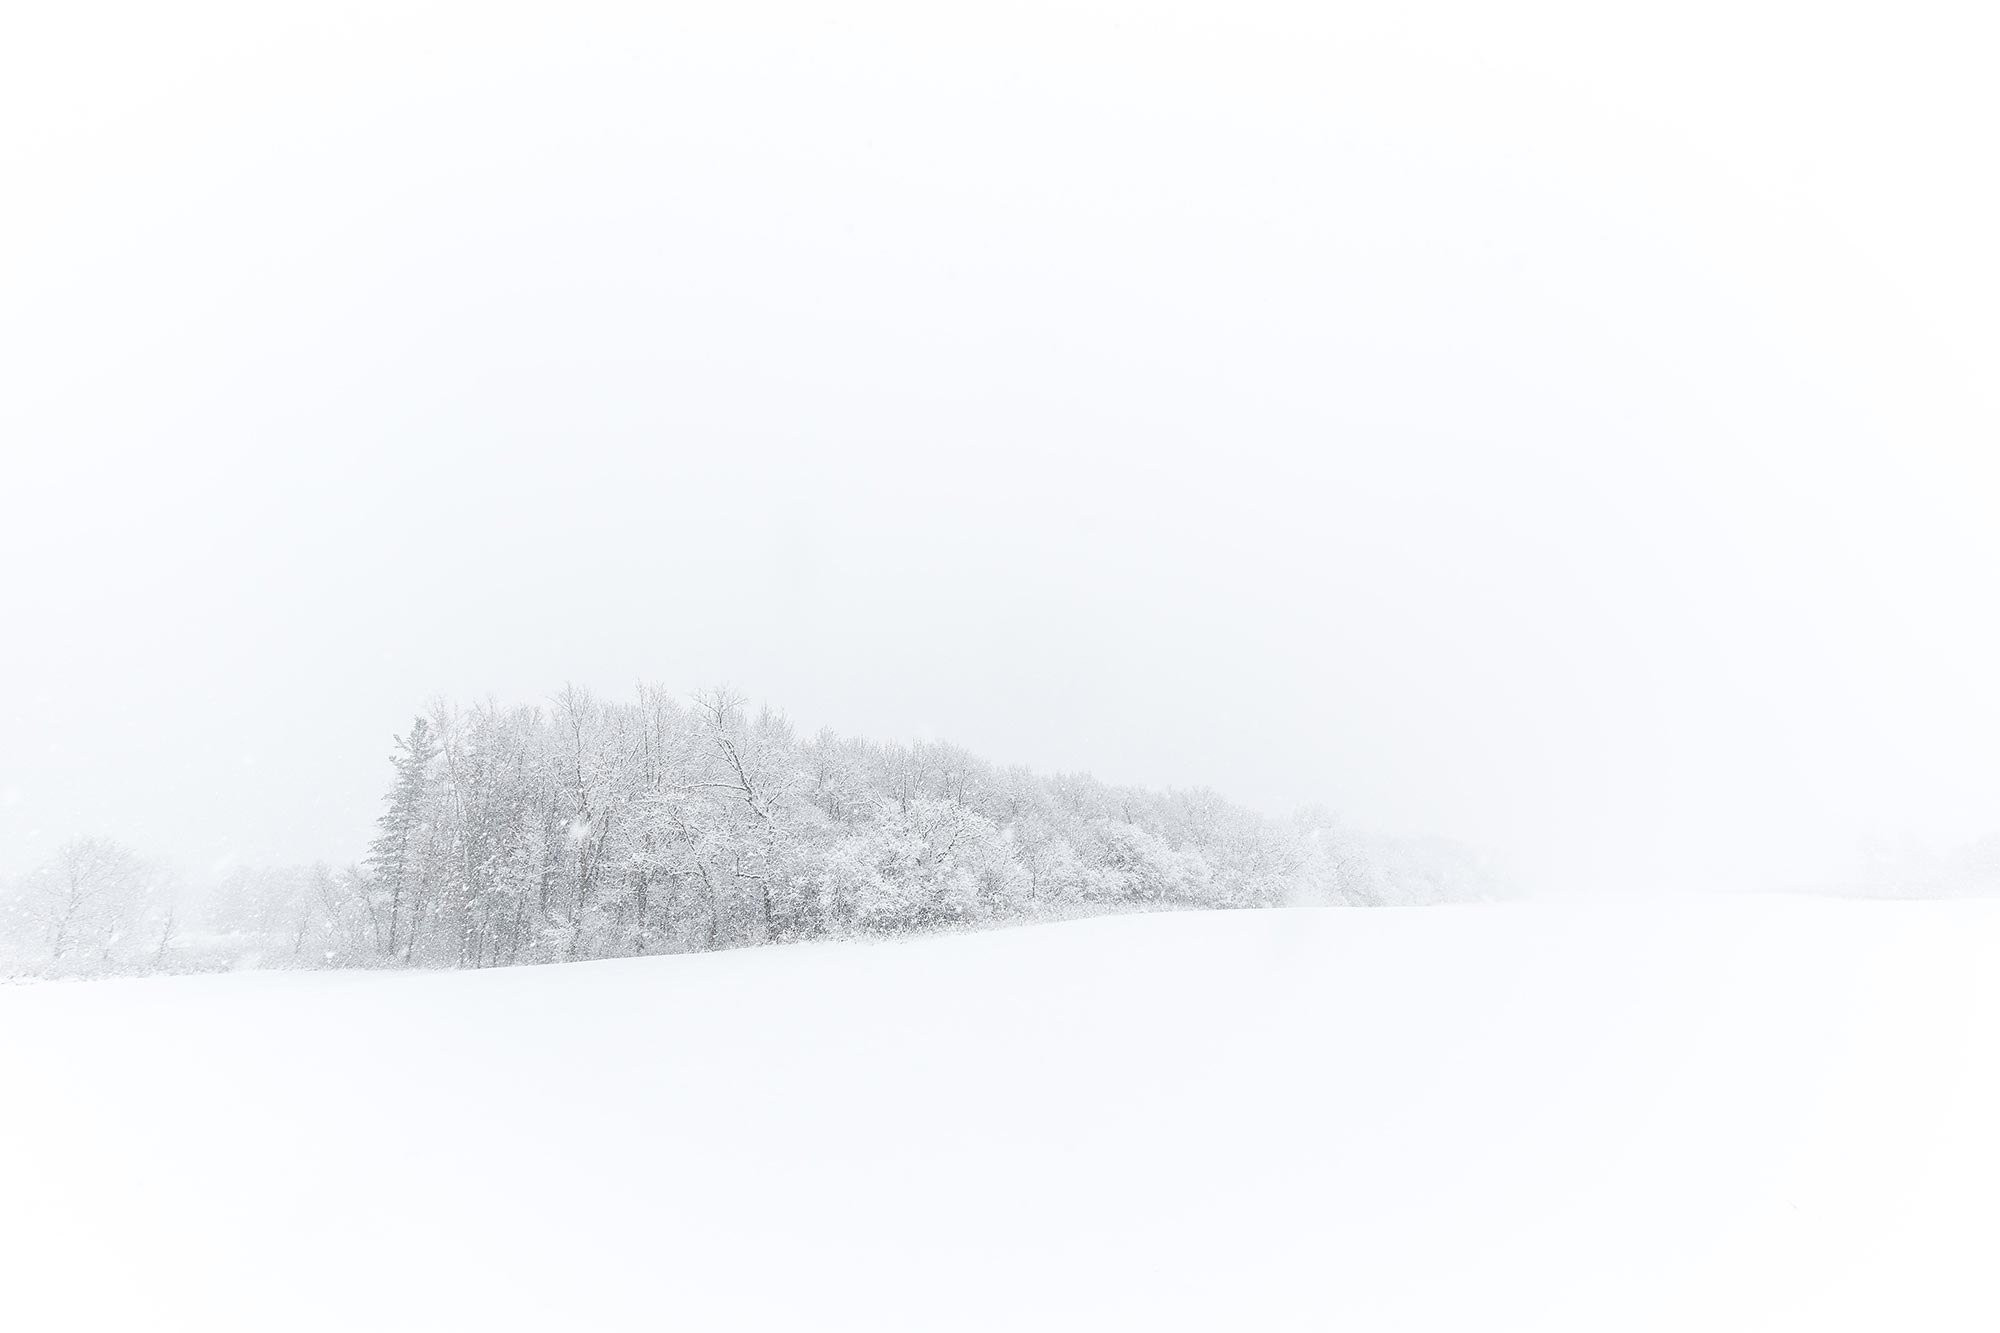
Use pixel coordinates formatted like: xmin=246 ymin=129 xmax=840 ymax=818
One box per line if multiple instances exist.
xmin=366 ymin=717 xmax=438 ymax=960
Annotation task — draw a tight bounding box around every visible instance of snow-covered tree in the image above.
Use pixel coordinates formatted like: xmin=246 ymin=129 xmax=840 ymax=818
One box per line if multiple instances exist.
xmin=366 ymin=716 xmax=440 ymax=960
xmin=23 ymin=836 xmax=149 ymax=967
xmin=0 ymin=682 xmax=1507 ymax=978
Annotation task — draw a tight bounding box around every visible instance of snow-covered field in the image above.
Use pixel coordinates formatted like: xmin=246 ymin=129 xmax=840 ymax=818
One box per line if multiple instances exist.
xmin=6 ymin=897 xmax=2000 ymax=1331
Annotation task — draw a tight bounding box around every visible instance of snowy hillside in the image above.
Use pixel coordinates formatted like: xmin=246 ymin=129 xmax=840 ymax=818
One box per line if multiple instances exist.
xmin=6 ymin=897 xmax=2000 ymax=1331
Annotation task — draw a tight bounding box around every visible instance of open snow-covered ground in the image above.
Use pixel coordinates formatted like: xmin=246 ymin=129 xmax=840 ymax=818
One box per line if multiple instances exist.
xmin=6 ymin=897 xmax=2000 ymax=1331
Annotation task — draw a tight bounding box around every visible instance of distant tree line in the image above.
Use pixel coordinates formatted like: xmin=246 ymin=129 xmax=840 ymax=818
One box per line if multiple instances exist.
xmin=0 ymin=685 xmax=1504 ymax=978
xmin=1832 ymin=834 xmax=2000 ymax=899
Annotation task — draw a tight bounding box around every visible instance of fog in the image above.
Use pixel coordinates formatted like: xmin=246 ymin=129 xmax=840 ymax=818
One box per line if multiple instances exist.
xmin=4 ymin=0 xmax=1997 ymax=894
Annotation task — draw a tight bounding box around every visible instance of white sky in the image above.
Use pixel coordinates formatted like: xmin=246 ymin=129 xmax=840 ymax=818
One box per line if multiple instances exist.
xmin=3 ymin=0 xmax=1997 ymax=892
